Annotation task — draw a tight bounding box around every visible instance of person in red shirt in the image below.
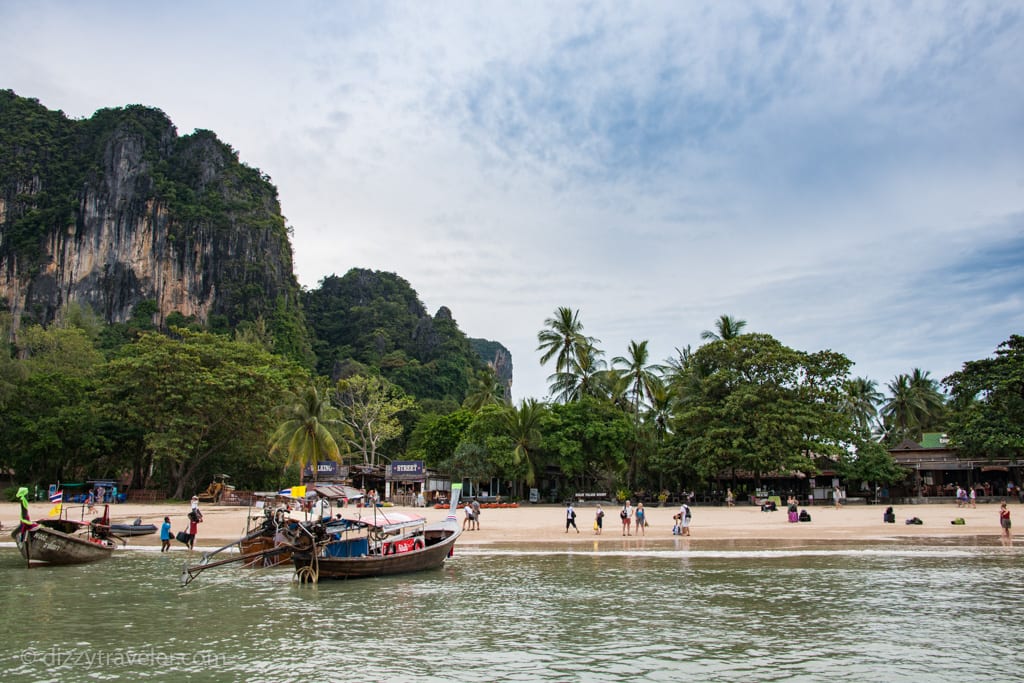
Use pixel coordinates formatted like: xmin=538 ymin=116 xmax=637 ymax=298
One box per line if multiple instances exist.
xmin=187 ymin=508 xmax=203 ymax=550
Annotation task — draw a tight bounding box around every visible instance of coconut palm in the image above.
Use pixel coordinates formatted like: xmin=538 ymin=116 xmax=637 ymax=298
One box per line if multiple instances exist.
xmin=881 ymin=369 xmax=945 ymax=443
xmin=505 ymin=398 xmax=546 ymax=488
xmin=463 ymin=368 xmax=508 ymax=411
xmin=700 ymin=314 xmax=747 ymax=342
xmin=547 ymin=340 xmax=607 ymax=403
xmin=842 ymin=377 xmax=883 ymax=433
xmin=268 ymin=384 xmax=348 ymax=481
xmin=612 ymin=340 xmax=662 ymax=418
xmin=537 ymin=306 xmax=598 ymax=375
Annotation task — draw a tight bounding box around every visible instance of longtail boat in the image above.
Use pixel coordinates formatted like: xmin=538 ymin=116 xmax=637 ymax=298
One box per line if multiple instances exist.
xmin=289 ymin=484 xmax=463 ymax=583
xmin=12 ymin=505 xmax=118 ymax=566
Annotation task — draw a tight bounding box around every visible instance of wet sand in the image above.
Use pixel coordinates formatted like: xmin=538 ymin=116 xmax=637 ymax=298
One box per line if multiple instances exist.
xmin=1 ymin=499 xmax=1014 ymax=548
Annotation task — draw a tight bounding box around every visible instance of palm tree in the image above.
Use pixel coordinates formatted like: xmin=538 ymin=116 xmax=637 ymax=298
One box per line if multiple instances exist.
xmin=463 ymin=368 xmax=508 ymax=411
xmin=612 ymin=340 xmax=663 ymax=487
xmin=547 ymin=340 xmax=607 ymax=403
xmin=612 ymin=340 xmax=662 ymax=418
xmin=700 ymin=314 xmax=747 ymax=341
xmin=504 ymin=399 xmax=546 ymax=491
xmin=909 ymin=368 xmax=946 ymax=431
xmin=268 ymin=384 xmax=348 ymax=481
xmin=842 ymin=377 xmax=883 ymax=433
xmin=537 ymin=307 xmax=598 ymax=375
xmin=881 ymin=369 xmax=945 ymax=443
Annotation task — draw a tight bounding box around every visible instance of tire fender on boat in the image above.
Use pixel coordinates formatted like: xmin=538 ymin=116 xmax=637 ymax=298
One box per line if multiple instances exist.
xmin=413 ymin=539 xmax=424 ymax=551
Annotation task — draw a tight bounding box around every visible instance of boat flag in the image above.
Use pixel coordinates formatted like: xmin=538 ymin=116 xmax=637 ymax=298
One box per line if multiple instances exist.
xmin=278 ymin=485 xmax=307 ymax=498
xmin=49 ymin=489 xmax=63 ymax=503
xmin=48 ymin=502 xmax=62 ymax=516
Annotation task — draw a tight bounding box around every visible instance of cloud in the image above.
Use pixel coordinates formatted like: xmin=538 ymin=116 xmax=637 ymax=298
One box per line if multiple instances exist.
xmin=2 ymin=0 xmax=1022 ymax=402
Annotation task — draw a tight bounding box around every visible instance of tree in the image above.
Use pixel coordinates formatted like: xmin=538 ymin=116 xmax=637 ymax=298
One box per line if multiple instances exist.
xmin=413 ymin=409 xmax=474 ymax=468
xmin=537 ymin=306 xmax=598 ymax=378
xmin=700 ymin=314 xmax=747 ymax=342
xmin=505 ymin=399 xmax=547 ymax=488
xmin=463 ymin=368 xmax=508 ymax=411
xmin=269 ymin=383 xmax=348 ymax=481
xmin=98 ymin=330 xmax=304 ymax=498
xmin=841 ymin=377 xmax=883 ymax=434
xmin=943 ymin=335 xmax=1024 ymax=460
xmin=881 ymin=369 xmax=946 ymax=444
xmin=541 ymin=397 xmax=633 ymax=493
xmin=332 ymin=374 xmax=414 ymax=466
xmin=671 ymin=334 xmax=852 ymax=482
xmin=547 ymin=340 xmax=608 ymax=403
xmin=612 ymin=339 xmax=663 ymax=486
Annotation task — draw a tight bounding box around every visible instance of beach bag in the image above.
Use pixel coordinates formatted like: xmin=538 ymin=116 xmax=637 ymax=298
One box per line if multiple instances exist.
xmin=672 ymin=524 xmax=680 ymax=535
xmin=799 ymin=510 xmax=811 ymax=522
xmin=620 ymin=509 xmax=628 ymax=519
xmin=176 ymin=530 xmax=189 ymax=544
xmin=593 ymin=521 xmax=599 ymax=531
xmin=951 ymin=518 xmax=966 ymax=525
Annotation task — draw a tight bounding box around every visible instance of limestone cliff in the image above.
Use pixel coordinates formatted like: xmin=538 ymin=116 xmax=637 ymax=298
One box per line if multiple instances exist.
xmin=0 ymin=90 xmax=306 ymax=357
xmin=469 ymin=337 xmax=514 ymax=400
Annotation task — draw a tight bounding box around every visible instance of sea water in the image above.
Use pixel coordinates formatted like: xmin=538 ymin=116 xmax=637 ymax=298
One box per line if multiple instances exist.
xmin=1 ymin=538 xmax=1022 ymax=682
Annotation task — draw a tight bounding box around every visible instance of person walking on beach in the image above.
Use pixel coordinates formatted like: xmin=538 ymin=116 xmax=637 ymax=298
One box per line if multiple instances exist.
xmin=969 ymin=487 xmax=977 ymax=509
xmin=833 ymin=485 xmax=843 ymax=509
xmin=160 ymin=516 xmax=172 ymax=552
xmin=594 ymin=504 xmax=604 ymax=535
xmin=621 ymin=500 xmax=633 ymax=536
xmin=999 ymin=501 xmax=1012 ymax=541
xmin=635 ymin=502 xmax=646 ymax=536
xmin=565 ymin=502 xmax=579 ymax=533
xmin=471 ymin=498 xmax=481 ymax=530
xmin=680 ymin=502 xmax=692 ymax=536
xmin=726 ymin=488 xmax=735 ymax=507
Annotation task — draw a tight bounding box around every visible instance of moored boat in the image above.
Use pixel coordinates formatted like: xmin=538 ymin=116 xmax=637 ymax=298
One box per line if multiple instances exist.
xmin=289 ymin=483 xmax=463 ymax=583
xmin=109 ymin=521 xmax=158 ymax=537
xmin=13 ymin=505 xmax=118 ymax=566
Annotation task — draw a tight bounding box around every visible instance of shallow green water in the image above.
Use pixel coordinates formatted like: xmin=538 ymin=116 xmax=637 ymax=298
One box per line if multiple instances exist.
xmin=1 ymin=539 xmax=1022 ymax=682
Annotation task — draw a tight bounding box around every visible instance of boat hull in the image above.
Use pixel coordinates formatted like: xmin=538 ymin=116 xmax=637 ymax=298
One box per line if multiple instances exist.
xmin=109 ymin=524 xmax=158 ymax=537
xmin=12 ymin=526 xmax=115 ymax=566
xmin=291 ymin=523 xmax=460 ymax=581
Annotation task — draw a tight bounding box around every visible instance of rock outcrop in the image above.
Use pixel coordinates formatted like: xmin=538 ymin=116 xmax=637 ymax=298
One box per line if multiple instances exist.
xmin=0 ymin=90 xmax=304 ymax=344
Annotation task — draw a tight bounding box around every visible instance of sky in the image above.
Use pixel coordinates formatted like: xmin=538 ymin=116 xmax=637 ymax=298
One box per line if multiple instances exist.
xmin=3 ymin=1 xmax=1023 ymax=402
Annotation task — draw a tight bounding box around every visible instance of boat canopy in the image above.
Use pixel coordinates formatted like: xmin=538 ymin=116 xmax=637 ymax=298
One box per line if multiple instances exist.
xmin=326 ymin=510 xmax=425 ymax=534
xmin=311 ymin=484 xmax=364 ymax=500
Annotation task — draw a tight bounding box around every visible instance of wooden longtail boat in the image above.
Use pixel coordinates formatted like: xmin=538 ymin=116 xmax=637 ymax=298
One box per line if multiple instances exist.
xmin=12 ymin=505 xmax=118 ymax=566
xmin=290 ymin=484 xmax=463 ymax=583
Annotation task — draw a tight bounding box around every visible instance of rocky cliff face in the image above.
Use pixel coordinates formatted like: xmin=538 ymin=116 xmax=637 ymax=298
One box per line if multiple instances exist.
xmin=0 ymin=91 xmax=302 ymax=337
xmin=469 ymin=337 xmax=514 ymax=399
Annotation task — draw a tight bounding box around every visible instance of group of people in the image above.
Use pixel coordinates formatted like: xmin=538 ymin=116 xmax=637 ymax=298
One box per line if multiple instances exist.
xmin=563 ymin=500 xmax=692 ymax=536
xmin=158 ymin=495 xmax=203 ymax=551
xmin=462 ymin=498 xmax=482 ymax=531
xmin=955 ymin=485 xmax=978 ymax=508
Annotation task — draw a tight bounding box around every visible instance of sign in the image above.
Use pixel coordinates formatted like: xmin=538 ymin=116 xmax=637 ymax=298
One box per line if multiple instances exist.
xmin=302 ymin=461 xmax=343 ymax=479
xmin=387 ymin=460 xmax=425 ymax=482
xmin=529 ymin=488 xmax=539 ymax=503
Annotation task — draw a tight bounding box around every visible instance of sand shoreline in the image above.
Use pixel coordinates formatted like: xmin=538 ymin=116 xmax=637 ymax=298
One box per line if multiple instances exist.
xmin=2 ymin=499 xmax=1014 ymax=550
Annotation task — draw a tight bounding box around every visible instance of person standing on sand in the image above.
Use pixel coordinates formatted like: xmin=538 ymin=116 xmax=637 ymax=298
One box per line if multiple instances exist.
xmin=565 ymin=502 xmax=579 ymax=533
xmin=160 ymin=516 xmax=172 ymax=552
xmin=833 ymin=485 xmax=842 ymax=509
xmin=680 ymin=502 xmax=692 ymax=536
xmin=463 ymin=504 xmax=475 ymax=531
xmin=999 ymin=501 xmax=1011 ymax=541
xmin=621 ymin=500 xmax=633 ymax=536
xmin=594 ymin=505 xmax=604 ymax=535
xmin=726 ymin=488 xmax=735 ymax=507
xmin=472 ymin=498 xmax=481 ymax=530
xmin=969 ymin=487 xmax=977 ymax=509
xmin=186 ymin=507 xmax=202 ymax=550
xmin=635 ymin=502 xmax=646 ymax=536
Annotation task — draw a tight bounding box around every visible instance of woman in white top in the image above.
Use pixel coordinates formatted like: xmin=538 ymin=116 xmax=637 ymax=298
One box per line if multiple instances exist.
xmin=621 ymin=501 xmax=633 ymax=536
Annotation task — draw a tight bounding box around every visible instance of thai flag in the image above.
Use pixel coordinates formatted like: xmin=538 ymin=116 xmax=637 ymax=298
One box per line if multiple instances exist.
xmin=49 ymin=489 xmax=63 ymax=503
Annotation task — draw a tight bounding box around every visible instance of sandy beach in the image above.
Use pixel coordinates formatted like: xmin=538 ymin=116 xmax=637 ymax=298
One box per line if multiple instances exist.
xmin=2 ymin=499 xmax=1014 ymax=549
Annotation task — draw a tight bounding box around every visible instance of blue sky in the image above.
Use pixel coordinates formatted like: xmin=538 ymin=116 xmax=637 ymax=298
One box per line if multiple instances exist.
xmin=3 ymin=1 xmax=1023 ymax=401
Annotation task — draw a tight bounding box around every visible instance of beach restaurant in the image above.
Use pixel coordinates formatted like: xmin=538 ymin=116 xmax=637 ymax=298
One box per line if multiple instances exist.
xmin=889 ymin=432 xmax=1021 ymax=502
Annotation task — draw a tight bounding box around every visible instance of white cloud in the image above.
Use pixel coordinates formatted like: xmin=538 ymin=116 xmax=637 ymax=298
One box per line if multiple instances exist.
xmin=2 ymin=0 xmax=1022 ymax=401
